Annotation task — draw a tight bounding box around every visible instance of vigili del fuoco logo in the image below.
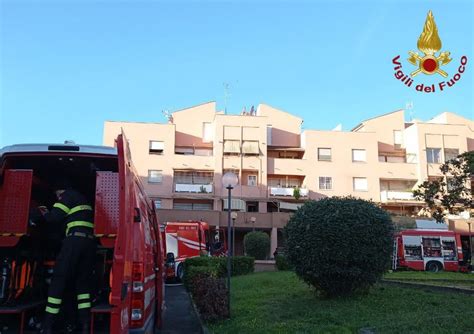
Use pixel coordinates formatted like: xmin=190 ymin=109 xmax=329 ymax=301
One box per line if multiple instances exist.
xmin=392 ymin=10 xmax=468 ymax=93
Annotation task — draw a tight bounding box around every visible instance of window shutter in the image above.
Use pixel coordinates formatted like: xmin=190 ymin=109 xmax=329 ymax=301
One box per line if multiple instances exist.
xmin=242 ymin=141 xmax=259 ymax=154
xmin=224 ymin=140 xmax=240 ymax=153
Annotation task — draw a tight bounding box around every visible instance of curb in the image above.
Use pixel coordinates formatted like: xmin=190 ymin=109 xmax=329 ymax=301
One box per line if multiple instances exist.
xmin=186 ymin=289 xmax=210 ymax=334
xmin=381 ymin=279 xmax=474 ymax=295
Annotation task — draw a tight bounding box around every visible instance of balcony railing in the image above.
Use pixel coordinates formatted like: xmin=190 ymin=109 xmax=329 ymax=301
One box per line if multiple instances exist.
xmin=175 ymin=183 xmax=213 ymax=193
xmin=269 ymin=187 xmax=308 ymax=197
xmin=380 ymin=190 xmax=416 ymax=202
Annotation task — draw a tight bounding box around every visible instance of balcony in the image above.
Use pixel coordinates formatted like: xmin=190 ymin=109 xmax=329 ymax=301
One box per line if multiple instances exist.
xmin=269 ymin=187 xmax=308 ymax=197
xmin=380 ymin=190 xmax=417 ymax=203
xmin=175 ymin=183 xmax=213 ymax=194
xmin=267 ymin=158 xmax=306 ymax=176
xmin=222 ymin=155 xmax=261 ymax=170
xmin=376 ymin=162 xmax=417 ymax=180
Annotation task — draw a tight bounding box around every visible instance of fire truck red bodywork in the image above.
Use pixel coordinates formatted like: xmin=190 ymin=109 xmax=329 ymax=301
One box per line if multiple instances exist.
xmin=0 ymin=133 xmax=164 ymax=333
xmin=395 ymin=229 xmax=468 ymax=272
xmin=161 ymin=221 xmax=226 ymax=280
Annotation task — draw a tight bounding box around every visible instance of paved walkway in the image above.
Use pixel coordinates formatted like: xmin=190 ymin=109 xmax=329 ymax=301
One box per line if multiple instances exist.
xmin=159 ymin=284 xmax=202 ymax=334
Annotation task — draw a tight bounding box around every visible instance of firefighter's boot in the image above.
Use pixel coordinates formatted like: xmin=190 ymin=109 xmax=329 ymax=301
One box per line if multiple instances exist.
xmin=39 ymin=315 xmax=54 ymax=334
xmin=77 ymin=322 xmax=90 ymax=334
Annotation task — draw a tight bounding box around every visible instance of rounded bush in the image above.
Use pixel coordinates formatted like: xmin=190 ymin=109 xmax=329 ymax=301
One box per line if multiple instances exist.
xmin=244 ymin=231 xmax=270 ymax=260
xmin=285 ymin=197 xmax=394 ymax=297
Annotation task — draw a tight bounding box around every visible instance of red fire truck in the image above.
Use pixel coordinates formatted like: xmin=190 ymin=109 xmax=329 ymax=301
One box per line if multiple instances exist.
xmin=161 ymin=221 xmax=226 ymax=281
xmin=395 ymin=228 xmax=470 ymax=272
xmin=0 ymin=133 xmax=164 ymax=333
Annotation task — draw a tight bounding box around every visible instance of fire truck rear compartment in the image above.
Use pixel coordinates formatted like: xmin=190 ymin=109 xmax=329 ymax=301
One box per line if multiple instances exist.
xmin=0 ymin=155 xmax=119 ymax=332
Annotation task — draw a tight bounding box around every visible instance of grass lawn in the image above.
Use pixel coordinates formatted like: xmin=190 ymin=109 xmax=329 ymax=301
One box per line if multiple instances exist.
xmin=384 ymin=271 xmax=474 ymax=289
xmin=208 ymin=271 xmax=474 ymax=334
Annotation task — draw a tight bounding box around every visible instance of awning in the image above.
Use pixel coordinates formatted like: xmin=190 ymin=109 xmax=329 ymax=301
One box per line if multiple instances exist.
xmin=223 ymin=199 xmax=246 ymax=211
xmin=278 ymin=202 xmax=302 ymax=211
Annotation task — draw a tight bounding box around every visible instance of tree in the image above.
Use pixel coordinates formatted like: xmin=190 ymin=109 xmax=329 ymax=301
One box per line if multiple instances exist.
xmin=285 ymin=197 xmax=394 ymax=298
xmin=413 ymin=151 xmax=473 ymax=222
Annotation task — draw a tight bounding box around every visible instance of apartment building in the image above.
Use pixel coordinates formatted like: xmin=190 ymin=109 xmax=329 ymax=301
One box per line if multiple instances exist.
xmin=103 ymin=102 xmax=473 ymax=256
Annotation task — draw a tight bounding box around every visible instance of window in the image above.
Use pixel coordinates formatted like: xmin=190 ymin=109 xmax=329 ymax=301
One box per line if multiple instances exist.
xmin=353 ymin=177 xmax=368 ymax=191
xmin=352 ymin=149 xmax=366 ymax=162
xmin=319 ymin=177 xmax=332 ymax=190
xmin=444 ymin=148 xmax=459 ymax=162
xmin=318 ymin=148 xmax=331 ymax=161
xmin=175 ymin=147 xmax=194 ymax=155
xmin=426 ymin=148 xmax=441 ymax=163
xmin=246 ymin=201 xmax=259 ymax=212
xmin=149 ymin=141 xmax=164 ymax=155
xmin=154 ymin=199 xmax=162 ymax=209
xmin=148 ymin=170 xmax=163 ymax=183
xmin=223 ymin=140 xmax=240 ymax=154
xmin=248 ymin=175 xmax=257 ymax=186
xmin=174 ymin=171 xmax=213 ymax=184
xmin=173 ymin=201 xmax=212 ymax=211
xmin=242 ymin=141 xmax=259 ymax=155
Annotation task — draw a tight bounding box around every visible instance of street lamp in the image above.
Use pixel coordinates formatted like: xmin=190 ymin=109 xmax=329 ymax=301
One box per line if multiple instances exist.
xmin=222 ymin=171 xmax=238 ymax=316
xmin=231 ymin=211 xmax=238 ymax=257
xmin=250 ymin=216 xmax=256 ymax=231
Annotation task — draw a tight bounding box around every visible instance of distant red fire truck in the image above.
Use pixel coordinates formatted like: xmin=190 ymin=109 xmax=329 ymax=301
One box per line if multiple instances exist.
xmin=161 ymin=221 xmax=226 ymax=281
xmin=395 ymin=228 xmax=471 ymax=272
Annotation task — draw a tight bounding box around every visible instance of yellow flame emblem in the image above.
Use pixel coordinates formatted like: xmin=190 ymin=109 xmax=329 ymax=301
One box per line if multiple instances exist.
xmin=408 ymin=10 xmax=452 ymax=77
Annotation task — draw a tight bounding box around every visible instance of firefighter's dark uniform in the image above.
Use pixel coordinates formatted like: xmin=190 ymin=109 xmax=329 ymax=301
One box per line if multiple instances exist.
xmin=40 ymin=189 xmax=96 ymax=332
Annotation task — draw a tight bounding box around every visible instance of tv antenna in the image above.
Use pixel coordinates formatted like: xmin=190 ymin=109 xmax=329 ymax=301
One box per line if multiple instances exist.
xmin=162 ymin=109 xmax=173 ymax=123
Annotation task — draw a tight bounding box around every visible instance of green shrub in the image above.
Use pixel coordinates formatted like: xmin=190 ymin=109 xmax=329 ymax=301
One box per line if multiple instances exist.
xmin=191 ymin=275 xmax=229 ymax=321
xmin=275 ymin=254 xmax=291 ymax=271
xmin=184 ymin=256 xmax=255 ymax=284
xmin=285 ymin=197 xmax=394 ymax=298
xmin=184 ymin=256 xmax=216 ymax=271
xmin=231 ymin=256 xmax=255 ymax=276
xmin=244 ymin=231 xmax=270 ymax=260
xmin=184 ymin=265 xmax=217 ymax=289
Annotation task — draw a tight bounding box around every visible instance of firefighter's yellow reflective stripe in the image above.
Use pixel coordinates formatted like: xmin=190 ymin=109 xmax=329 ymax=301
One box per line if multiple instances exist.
xmin=53 ymin=203 xmax=70 ymax=214
xmin=68 ymin=205 xmax=93 ymax=215
xmin=48 ymin=297 xmax=62 ymax=304
xmin=77 ymin=293 xmax=90 ymax=300
xmin=78 ymin=302 xmax=92 ymax=309
xmin=66 ymin=221 xmax=94 ymax=234
xmin=46 ymin=306 xmax=60 ymax=314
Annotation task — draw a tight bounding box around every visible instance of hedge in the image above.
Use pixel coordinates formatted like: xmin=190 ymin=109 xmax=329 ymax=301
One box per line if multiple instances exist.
xmin=183 ymin=256 xmax=255 ymax=284
xmin=189 ymin=274 xmax=229 ymax=321
xmin=275 ymin=254 xmax=292 ymax=271
xmin=183 ymin=265 xmax=217 ymax=290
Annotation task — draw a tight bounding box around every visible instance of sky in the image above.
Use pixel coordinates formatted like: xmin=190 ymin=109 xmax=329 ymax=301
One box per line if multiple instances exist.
xmin=0 ymin=0 xmax=473 ymax=147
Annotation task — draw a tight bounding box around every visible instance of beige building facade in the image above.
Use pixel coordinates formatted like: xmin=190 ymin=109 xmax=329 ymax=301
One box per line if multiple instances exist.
xmin=103 ymin=102 xmax=473 ymax=256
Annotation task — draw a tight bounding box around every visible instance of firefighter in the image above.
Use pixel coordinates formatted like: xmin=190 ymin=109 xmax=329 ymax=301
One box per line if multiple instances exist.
xmin=33 ymin=178 xmax=96 ymax=334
